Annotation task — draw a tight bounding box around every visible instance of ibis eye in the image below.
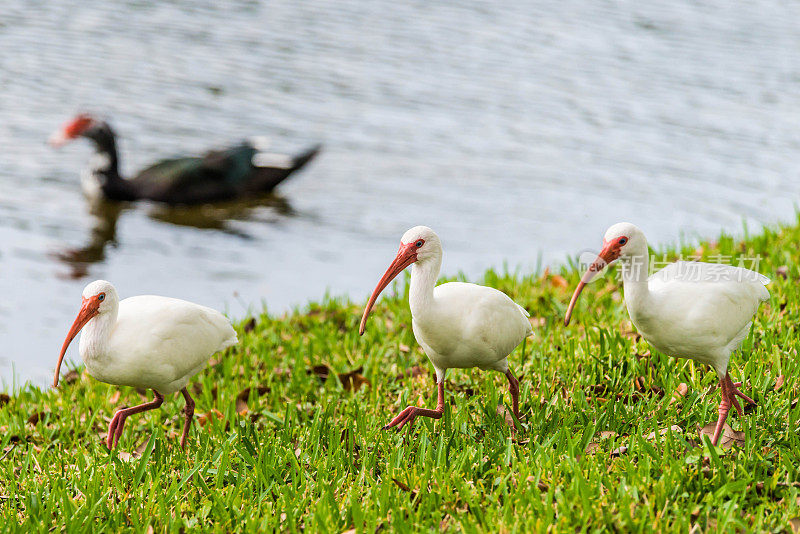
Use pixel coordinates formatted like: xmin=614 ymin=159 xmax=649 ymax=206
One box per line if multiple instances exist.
xmin=415 ymin=240 xmax=424 ymax=248
xmin=618 ymin=238 xmax=628 ymax=245
xmin=98 ymin=293 xmax=105 ymax=302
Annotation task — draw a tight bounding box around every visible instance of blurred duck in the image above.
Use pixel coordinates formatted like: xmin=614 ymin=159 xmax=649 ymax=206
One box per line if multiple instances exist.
xmin=49 ymin=113 xmax=321 ymax=205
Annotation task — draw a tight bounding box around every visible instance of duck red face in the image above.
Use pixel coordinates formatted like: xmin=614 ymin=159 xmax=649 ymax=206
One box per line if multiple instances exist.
xmin=48 ymin=114 xmax=95 ymax=147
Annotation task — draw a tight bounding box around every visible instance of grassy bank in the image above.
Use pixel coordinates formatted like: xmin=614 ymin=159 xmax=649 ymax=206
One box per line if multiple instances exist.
xmin=1 ymin=219 xmax=800 ymax=532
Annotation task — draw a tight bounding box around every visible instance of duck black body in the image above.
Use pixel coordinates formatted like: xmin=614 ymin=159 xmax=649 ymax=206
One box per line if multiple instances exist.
xmin=50 ymin=114 xmax=321 ymax=205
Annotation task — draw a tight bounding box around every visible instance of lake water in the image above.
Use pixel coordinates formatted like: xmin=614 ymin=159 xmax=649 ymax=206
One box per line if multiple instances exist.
xmin=2 ymin=0 xmax=800 ymax=387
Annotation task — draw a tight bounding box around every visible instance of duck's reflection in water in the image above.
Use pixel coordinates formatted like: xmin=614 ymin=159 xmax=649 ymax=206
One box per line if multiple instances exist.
xmin=52 ymin=194 xmax=295 ymax=279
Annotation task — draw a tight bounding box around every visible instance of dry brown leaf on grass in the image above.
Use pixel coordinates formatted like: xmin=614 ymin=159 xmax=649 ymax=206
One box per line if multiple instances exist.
xmin=243 ymin=317 xmax=257 ymax=333
xmin=619 ymin=322 xmax=641 ymax=341
xmin=197 ymin=409 xmax=224 ymax=427
xmin=645 ymin=425 xmax=682 ymax=441
xmin=775 ymin=375 xmax=785 ymax=391
xmin=670 ymin=383 xmax=689 ymax=405
xmin=633 ymin=376 xmax=664 ymax=397
xmin=549 ymin=275 xmax=568 ymax=289
xmin=585 ymin=431 xmax=618 ymax=454
xmin=634 ymin=376 xmax=646 ymax=392
xmin=450 ymin=383 xmax=475 ymax=397
xmin=235 ymin=387 xmax=270 ymax=415
xmin=610 ymin=446 xmax=628 ymax=457
xmin=27 ymin=412 xmax=50 ymax=425
xmin=309 ymin=365 xmax=370 ymax=392
xmin=495 ymin=405 xmax=515 ymax=429
xmin=622 ymin=376 xmax=664 ymax=401
xmin=62 ymin=370 xmax=80 ymax=385
xmin=525 ymin=477 xmax=549 ymax=491
xmin=399 ymin=343 xmax=411 ymax=353
xmin=584 ymin=442 xmax=601 ymax=455
xmin=392 ymin=479 xmax=410 ymax=491
xmin=0 ymin=394 xmax=10 ymax=406
xmin=118 ymin=439 xmax=150 ymax=462
xmin=132 ymin=439 xmax=149 ymax=457
xmin=109 ymin=390 xmax=121 ymax=405
xmin=698 ymin=423 xmax=745 ymax=449
xmin=391 ymin=478 xmax=418 ymax=499
xmin=338 ymin=370 xmax=370 ymax=392
xmin=776 ymin=266 xmax=789 ymax=279
xmin=586 ymin=384 xmax=609 ymax=397
xmin=310 ymin=365 xmax=330 ymax=382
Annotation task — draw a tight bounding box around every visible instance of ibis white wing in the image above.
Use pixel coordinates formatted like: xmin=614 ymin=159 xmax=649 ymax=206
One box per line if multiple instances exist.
xmin=650 ymin=261 xmax=770 ymax=298
xmin=413 ymin=282 xmax=532 ymax=372
xmin=100 ymin=296 xmax=238 ymax=393
xmin=628 ymin=261 xmax=770 ymax=373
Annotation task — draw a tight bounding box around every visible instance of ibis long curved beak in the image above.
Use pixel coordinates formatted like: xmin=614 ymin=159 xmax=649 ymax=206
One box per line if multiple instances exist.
xmin=54 ymin=297 xmax=99 ymax=387
xmin=564 ymin=241 xmax=618 ymax=326
xmin=359 ymin=243 xmax=418 ymax=336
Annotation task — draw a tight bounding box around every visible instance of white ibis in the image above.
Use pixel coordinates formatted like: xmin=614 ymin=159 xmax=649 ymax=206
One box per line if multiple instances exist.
xmin=359 ymin=226 xmax=533 ymax=430
xmin=564 ymin=222 xmax=770 ymax=446
xmin=54 ymin=280 xmax=238 ymax=449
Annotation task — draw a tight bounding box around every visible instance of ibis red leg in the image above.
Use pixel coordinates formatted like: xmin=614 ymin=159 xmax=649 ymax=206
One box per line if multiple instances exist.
xmin=107 ymin=390 xmax=164 ymax=449
xmin=180 ymin=387 xmax=195 ymax=450
xmin=383 ymin=381 xmax=445 ymax=431
xmin=505 ymin=369 xmax=520 ymax=419
xmin=710 ymin=373 xmax=756 ymax=446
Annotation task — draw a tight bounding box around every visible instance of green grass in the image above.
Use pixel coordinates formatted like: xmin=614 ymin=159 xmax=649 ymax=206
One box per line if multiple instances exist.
xmin=2 ymin=218 xmax=800 ymax=532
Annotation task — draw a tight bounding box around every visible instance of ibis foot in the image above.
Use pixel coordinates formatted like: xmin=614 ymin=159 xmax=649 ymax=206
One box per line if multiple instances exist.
xmin=383 ymin=382 xmax=445 ymax=431
xmin=107 ymin=390 xmax=164 ymax=449
xmin=710 ymin=373 xmax=756 ymax=446
xmin=180 ymin=387 xmax=195 ymax=450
